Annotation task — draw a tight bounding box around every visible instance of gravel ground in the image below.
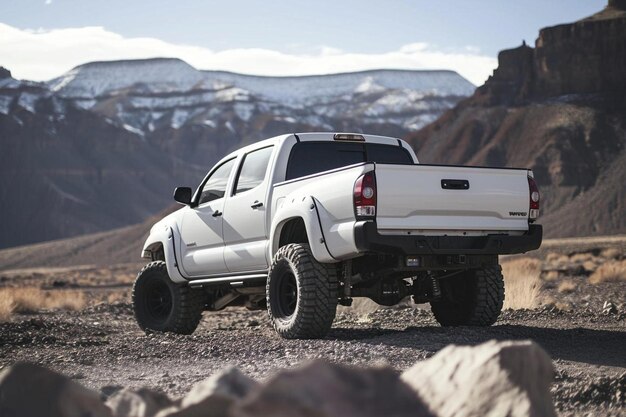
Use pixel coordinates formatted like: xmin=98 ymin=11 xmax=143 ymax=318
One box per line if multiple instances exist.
xmin=1 ymin=302 xmax=624 ymax=416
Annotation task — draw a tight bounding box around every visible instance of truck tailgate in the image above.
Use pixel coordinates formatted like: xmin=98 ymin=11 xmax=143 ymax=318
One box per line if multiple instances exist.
xmin=375 ymin=164 xmax=531 ymax=234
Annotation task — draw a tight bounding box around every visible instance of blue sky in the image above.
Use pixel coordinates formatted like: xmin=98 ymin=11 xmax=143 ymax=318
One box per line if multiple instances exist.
xmin=0 ymin=0 xmax=606 ymax=84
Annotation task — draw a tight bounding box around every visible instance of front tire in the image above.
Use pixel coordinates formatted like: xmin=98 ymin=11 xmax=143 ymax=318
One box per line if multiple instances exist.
xmin=266 ymin=244 xmax=338 ymax=339
xmin=132 ymin=261 xmax=205 ymax=334
xmin=430 ymin=265 xmax=504 ymax=326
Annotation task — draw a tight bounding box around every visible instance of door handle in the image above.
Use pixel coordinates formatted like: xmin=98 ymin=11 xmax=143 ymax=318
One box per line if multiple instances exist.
xmin=250 ymin=201 xmax=263 ymax=209
xmin=212 ymin=210 xmax=223 ymax=217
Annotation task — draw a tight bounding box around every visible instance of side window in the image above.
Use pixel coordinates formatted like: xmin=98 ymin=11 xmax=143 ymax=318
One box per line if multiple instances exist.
xmin=234 ymin=146 xmax=274 ymax=195
xmin=198 ymin=159 xmax=235 ymax=204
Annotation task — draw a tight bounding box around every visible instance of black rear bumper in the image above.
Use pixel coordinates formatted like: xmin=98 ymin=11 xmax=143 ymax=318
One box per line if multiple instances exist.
xmin=354 ymin=222 xmax=542 ymax=256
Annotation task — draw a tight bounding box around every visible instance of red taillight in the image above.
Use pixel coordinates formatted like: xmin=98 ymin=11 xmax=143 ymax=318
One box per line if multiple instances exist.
xmin=354 ymin=171 xmax=376 ymax=218
xmin=528 ymin=176 xmax=540 ymax=221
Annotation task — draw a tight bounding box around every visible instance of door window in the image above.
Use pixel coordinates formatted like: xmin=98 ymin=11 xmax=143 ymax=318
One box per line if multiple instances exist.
xmin=198 ymin=159 xmax=235 ymax=204
xmin=234 ymin=146 xmax=274 ymax=195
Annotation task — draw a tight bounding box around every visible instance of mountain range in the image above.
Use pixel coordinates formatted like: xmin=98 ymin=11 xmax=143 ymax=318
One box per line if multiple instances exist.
xmin=0 ymin=63 xmax=473 ymax=249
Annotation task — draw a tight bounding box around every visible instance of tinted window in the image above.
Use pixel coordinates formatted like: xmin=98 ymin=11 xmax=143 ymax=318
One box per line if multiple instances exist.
xmin=234 ymin=146 xmax=274 ymax=194
xmin=198 ymin=159 xmax=235 ymax=204
xmin=286 ymin=142 xmax=412 ymax=180
xmin=366 ymin=143 xmax=414 ymax=165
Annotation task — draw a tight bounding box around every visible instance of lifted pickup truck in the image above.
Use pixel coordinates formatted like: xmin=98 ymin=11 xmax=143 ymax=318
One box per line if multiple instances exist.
xmin=134 ymin=132 xmax=542 ymax=339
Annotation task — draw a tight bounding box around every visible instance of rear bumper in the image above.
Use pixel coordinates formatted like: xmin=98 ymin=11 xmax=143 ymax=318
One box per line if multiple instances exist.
xmin=354 ymin=222 xmax=542 ymax=255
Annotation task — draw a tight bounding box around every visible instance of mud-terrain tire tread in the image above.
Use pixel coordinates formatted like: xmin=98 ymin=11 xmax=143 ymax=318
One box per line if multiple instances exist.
xmin=430 ymin=265 xmax=504 ymax=327
xmin=267 ymin=243 xmax=338 ymax=339
xmin=132 ymin=261 xmax=205 ymax=335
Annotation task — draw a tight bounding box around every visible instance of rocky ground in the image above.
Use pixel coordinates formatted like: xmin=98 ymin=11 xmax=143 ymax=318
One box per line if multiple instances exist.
xmin=0 ymin=239 xmax=625 ymax=416
xmin=0 ymin=300 xmax=624 ymax=416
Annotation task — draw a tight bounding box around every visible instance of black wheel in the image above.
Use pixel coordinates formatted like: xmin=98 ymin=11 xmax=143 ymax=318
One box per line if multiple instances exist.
xmin=266 ymin=243 xmax=338 ymax=339
xmin=132 ymin=261 xmax=205 ymax=334
xmin=430 ymin=265 xmax=504 ymax=326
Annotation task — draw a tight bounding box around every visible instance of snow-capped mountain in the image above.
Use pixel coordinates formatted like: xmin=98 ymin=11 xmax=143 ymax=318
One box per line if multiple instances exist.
xmin=47 ymin=58 xmax=473 ymax=136
xmin=0 ymin=59 xmax=474 ymax=249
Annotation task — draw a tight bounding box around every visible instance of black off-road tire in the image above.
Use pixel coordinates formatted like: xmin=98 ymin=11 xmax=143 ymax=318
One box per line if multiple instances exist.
xmin=132 ymin=261 xmax=205 ymax=334
xmin=430 ymin=265 xmax=504 ymax=326
xmin=266 ymin=244 xmax=338 ymax=339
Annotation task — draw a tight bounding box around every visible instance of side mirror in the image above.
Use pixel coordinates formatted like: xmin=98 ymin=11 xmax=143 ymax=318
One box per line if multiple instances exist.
xmin=173 ymin=187 xmax=193 ymax=205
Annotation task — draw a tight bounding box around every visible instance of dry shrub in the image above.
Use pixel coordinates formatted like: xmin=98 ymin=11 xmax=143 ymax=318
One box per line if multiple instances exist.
xmin=570 ymin=253 xmax=593 ymax=264
xmin=501 ymin=258 xmax=542 ymax=310
xmin=555 ymin=301 xmax=573 ymax=311
xmin=582 ymin=260 xmax=597 ymax=273
xmin=543 ymin=270 xmax=560 ymax=281
xmin=546 ymin=252 xmax=562 ymax=263
xmin=601 ymin=247 xmax=622 ymax=260
xmin=589 ymin=260 xmax=626 ymax=284
xmin=0 ymin=292 xmax=15 ymax=321
xmin=557 ymin=280 xmax=577 ymax=294
xmin=106 ymin=291 xmax=128 ymax=304
xmin=0 ymin=287 xmax=86 ymax=321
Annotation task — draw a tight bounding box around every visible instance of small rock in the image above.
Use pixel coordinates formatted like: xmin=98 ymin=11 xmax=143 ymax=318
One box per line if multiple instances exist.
xmin=0 ymin=362 xmax=112 ymax=417
xmin=101 ymin=385 xmax=124 ymax=398
xmin=107 ymin=387 xmax=173 ymax=417
xmin=602 ymin=301 xmax=618 ymax=315
xmin=157 ymin=366 xmax=257 ymax=417
xmin=233 ymin=360 xmax=434 ymax=417
xmin=401 ymin=339 xmax=556 ymax=417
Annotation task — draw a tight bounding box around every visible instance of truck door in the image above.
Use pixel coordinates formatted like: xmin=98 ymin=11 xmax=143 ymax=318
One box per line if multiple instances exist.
xmin=179 ymin=158 xmax=235 ymax=277
xmin=223 ymin=145 xmax=274 ymax=272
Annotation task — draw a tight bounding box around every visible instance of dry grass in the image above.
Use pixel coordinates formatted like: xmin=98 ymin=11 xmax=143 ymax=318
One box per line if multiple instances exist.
xmin=570 ymin=253 xmax=594 ymax=264
xmin=0 ymin=293 xmax=13 ymax=322
xmin=588 ymin=260 xmax=626 ymax=284
xmin=0 ymin=287 xmax=86 ymax=321
xmin=543 ymin=270 xmax=560 ymax=281
xmin=501 ymin=258 xmax=542 ymax=309
xmin=546 ymin=252 xmax=562 ymax=263
xmin=601 ymin=247 xmax=622 ymax=260
xmin=582 ymin=260 xmax=597 ymax=273
xmin=557 ymin=280 xmax=577 ymax=294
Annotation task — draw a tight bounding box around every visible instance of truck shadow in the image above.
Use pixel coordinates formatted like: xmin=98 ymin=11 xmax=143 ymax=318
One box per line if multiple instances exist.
xmin=328 ymin=324 xmax=626 ymax=368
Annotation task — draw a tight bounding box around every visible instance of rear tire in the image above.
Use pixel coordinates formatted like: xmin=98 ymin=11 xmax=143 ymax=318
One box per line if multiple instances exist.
xmin=430 ymin=265 xmax=504 ymax=326
xmin=266 ymin=244 xmax=338 ymax=339
xmin=132 ymin=261 xmax=205 ymax=334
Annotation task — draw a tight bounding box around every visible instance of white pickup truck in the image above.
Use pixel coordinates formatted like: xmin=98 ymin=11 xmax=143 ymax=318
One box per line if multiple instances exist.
xmin=134 ymin=132 xmax=542 ymax=339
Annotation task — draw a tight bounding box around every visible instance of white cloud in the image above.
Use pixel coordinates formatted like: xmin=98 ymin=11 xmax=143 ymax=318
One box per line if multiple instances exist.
xmin=0 ymin=23 xmax=496 ymax=85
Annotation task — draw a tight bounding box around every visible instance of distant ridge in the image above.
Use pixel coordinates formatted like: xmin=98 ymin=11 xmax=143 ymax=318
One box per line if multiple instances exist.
xmin=48 ymin=58 xmax=474 ymax=101
xmin=1 ymin=58 xmax=471 ymax=249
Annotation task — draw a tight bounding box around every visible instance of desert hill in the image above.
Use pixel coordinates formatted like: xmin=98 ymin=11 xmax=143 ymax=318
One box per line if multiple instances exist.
xmin=408 ymin=0 xmax=626 ymax=237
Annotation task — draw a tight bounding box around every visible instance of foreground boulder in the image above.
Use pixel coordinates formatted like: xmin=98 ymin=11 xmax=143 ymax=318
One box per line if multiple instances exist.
xmin=107 ymin=387 xmax=173 ymax=417
xmin=401 ymin=339 xmax=556 ymax=417
xmin=233 ymin=360 xmax=434 ymax=417
xmin=0 ymin=362 xmax=112 ymax=417
xmin=156 ymin=366 xmax=257 ymax=417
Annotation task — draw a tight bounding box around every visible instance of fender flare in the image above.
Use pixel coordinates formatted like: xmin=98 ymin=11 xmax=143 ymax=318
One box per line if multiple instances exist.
xmin=269 ymin=195 xmax=337 ymax=264
xmin=141 ymin=223 xmax=187 ymax=283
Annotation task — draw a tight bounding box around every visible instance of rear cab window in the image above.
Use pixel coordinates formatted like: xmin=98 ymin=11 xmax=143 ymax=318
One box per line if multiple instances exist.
xmin=286 ymin=141 xmax=413 ymax=180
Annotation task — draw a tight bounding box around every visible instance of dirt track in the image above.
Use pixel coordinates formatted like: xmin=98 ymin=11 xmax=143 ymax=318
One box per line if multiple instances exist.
xmin=1 ymin=302 xmax=624 ymax=417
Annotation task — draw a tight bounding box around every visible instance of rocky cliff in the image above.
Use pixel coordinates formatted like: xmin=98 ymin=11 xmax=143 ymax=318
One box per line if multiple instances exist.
xmin=408 ymin=1 xmax=626 ymax=238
